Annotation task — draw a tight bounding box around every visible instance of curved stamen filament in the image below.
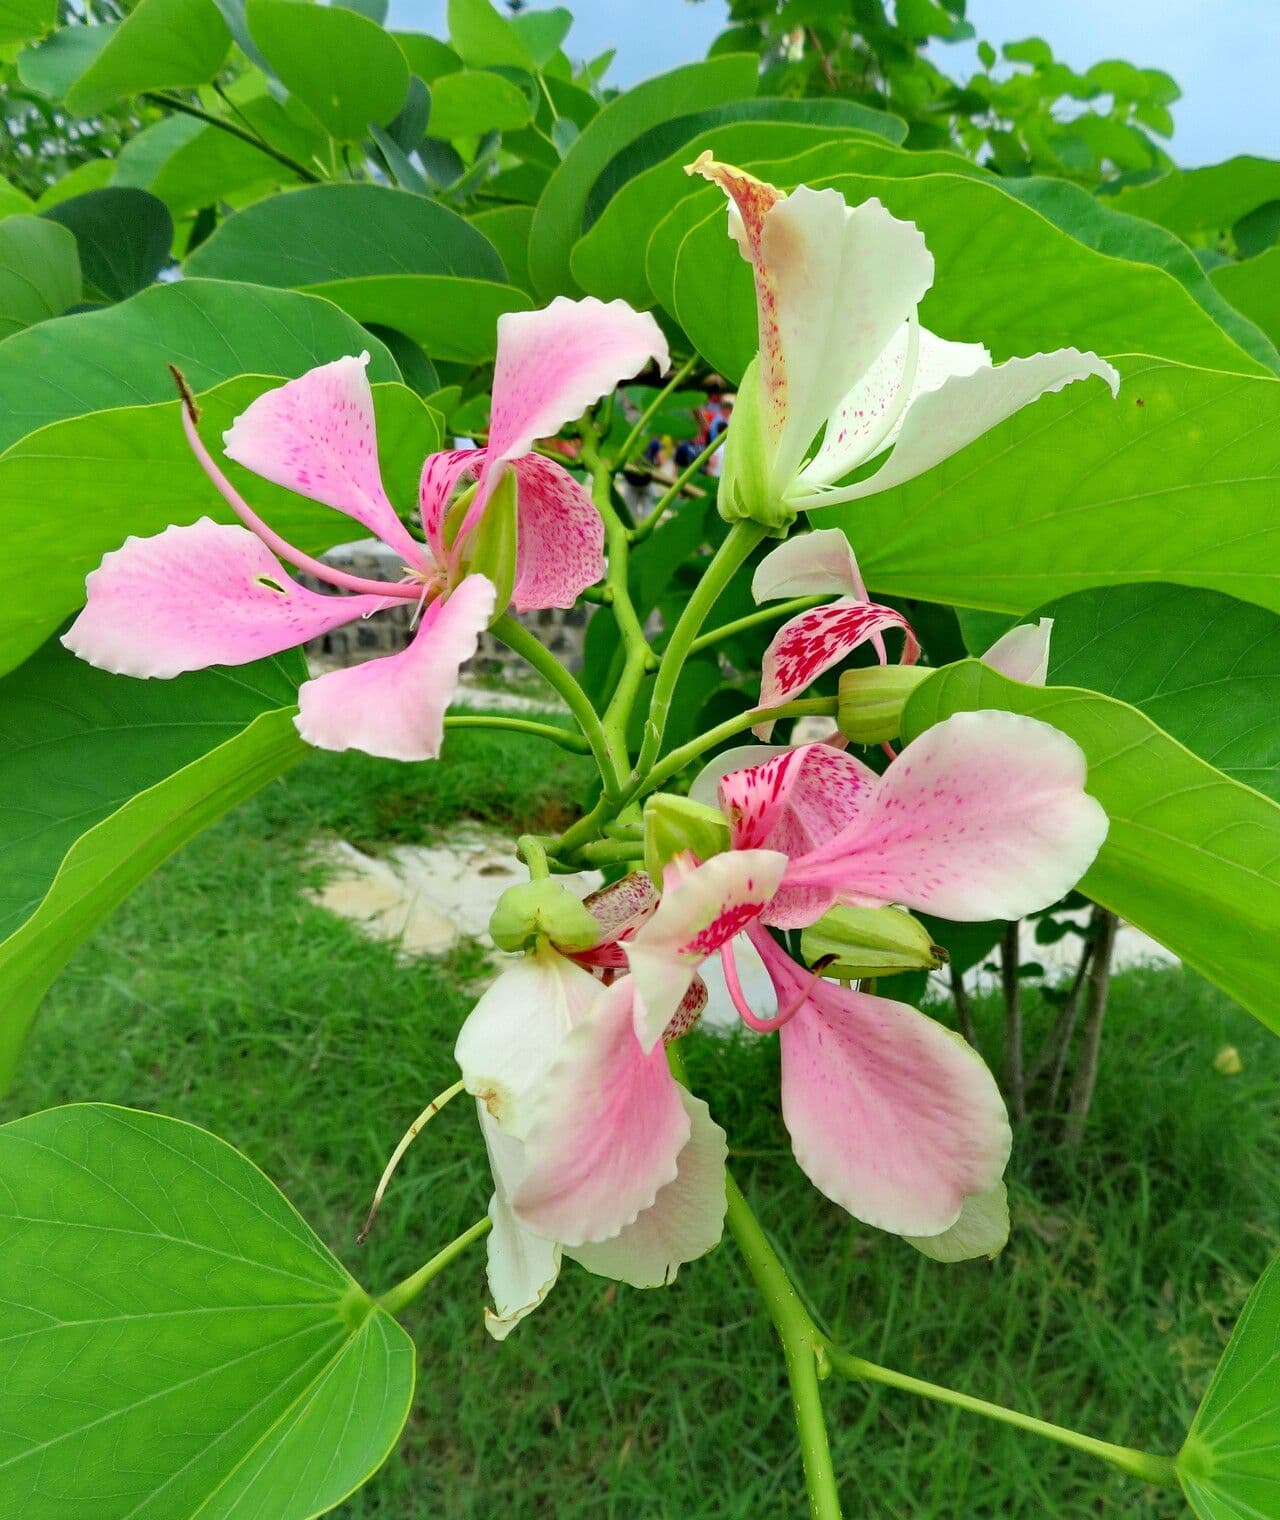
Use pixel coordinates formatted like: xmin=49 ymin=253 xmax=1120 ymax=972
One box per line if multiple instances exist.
xmin=357 ymin=1078 xmax=465 ymax=1244
xmin=175 ymin=379 xmax=421 ymax=602
xmin=719 ymin=940 xmax=831 ymax=1033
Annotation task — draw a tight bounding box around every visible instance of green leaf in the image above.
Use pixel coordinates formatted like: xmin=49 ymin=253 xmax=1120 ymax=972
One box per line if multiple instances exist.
xmin=0 ymin=278 xmax=399 ymax=455
xmin=0 ymin=0 xmax=54 ymax=44
xmin=0 ymin=1103 xmax=414 ymax=1515
xmin=300 ymin=274 xmax=531 ymax=362
xmin=16 ymin=20 xmax=114 ymax=101
xmin=1111 ymin=155 xmax=1280 ymax=237
xmin=65 ymin=0 xmax=231 ymax=116
xmin=467 ymin=202 xmax=534 ymax=291
xmin=511 ymin=5 xmax=571 ymax=66
xmin=40 ymin=187 xmax=172 ymax=302
xmin=903 ymin=661 xmax=1280 ymax=1035
xmin=427 ymin=67 xmax=534 ymax=138
xmin=0 ymin=214 xmax=79 ymax=339
xmin=1212 ymin=247 xmax=1280 ymax=349
xmin=32 ymin=155 xmax=114 ymax=207
xmin=1032 ymin=584 xmax=1280 ymax=800
xmin=528 ymin=52 xmax=760 ymax=299
xmin=246 ymin=0 xmax=409 ymax=140
xmin=667 ymin=168 xmax=1269 ymax=383
xmin=0 ymin=179 xmax=32 ymax=220
xmin=1179 ymin=1250 xmax=1280 ymax=1520
xmin=0 ymin=373 xmax=438 ymax=675
xmin=844 ymin=356 xmax=1280 ymax=621
xmin=392 ymin=29 xmax=462 ymax=82
xmin=447 ymin=0 xmax=535 ymax=71
xmin=0 ymin=642 xmax=308 ymax=1078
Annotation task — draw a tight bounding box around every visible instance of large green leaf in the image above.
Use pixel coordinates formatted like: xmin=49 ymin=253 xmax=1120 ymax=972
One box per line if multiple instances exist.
xmin=839 ymin=356 xmax=1280 ymax=620
xmin=447 ymin=0 xmax=536 ymax=71
xmin=65 ymin=0 xmax=231 ymax=116
xmin=527 ymin=52 xmax=759 ymax=299
xmin=0 ymin=1103 xmax=415 ymax=1516
xmin=1211 ymin=247 xmax=1280 ymax=349
xmin=1179 ymin=1250 xmax=1280 ymax=1520
xmin=1111 ymin=155 xmax=1280 ymax=237
xmin=666 ymin=169 xmax=1269 ymax=382
xmin=0 ymin=214 xmax=79 ymax=339
xmin=903 ymin=661 xmax=1280 ymax=1034
xmin=0 ymin=645 xmax=309 ymax=1080
xmin=0 ymin=179 xmax=32 ymax=220
xmin=0 ymin=374 xmax=439 ymax=675
xmin=17 ymin=20 xmax=115 ymax=100
xmin=467 ymin=202 xmax=534 ymax=291
xmin=299 ymin=274 xmax=531 ymax=362
xmin=246 ymin=0 xmax=409 ymax=140
xmin=427 ymin=67 xmax=533 ymax=137
xmin=41 ymin=187 xmax=172 ymax=302
xmin=0 ymin=0 xmax=54 ymax=44
xmin=0 ymin=277 xmax=398 ymax=454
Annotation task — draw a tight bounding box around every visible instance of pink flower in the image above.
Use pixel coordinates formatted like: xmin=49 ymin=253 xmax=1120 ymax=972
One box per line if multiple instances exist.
xmin=63 ymin=298 xmax=668 ymax=762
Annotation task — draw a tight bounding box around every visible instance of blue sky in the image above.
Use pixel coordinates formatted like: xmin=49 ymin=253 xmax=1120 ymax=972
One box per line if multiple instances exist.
xmin=388 ymin=0 xmax=1276 ymax=167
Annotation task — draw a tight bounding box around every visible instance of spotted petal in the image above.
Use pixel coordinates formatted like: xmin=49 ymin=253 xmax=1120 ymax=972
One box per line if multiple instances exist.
xmin=758 ymin=598 xmax=919 ymax=713
xmin=223 ymin=353 xmax=427 ymax=569
xmin=625 ymin=849 xmax=788 ymax=1051
xmin=295 ymin=573 xmax=494 ymax=761
xmin=513 ymin=978 xmax=691 ymax=1247
xmin=508 ymin=453 xmax=605 ymax=611
xmin=418 ymin=447 xmax=479 ymax=564
xmin=785 ymin=710 xmax=1109 ymax=921
xmin=62 ymin=518 xmax=383 ymax=678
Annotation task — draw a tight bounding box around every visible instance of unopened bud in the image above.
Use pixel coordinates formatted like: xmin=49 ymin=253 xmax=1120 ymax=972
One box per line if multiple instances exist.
xmin=489 ymin=879 xmax=601 ymax=954
xmin=836 ymin=664 xmax=931 ymax=744
xmin=643 ymin=792 xmax=730 ymax=882
xmin=800 ymin=904 xmax=945 ymax=981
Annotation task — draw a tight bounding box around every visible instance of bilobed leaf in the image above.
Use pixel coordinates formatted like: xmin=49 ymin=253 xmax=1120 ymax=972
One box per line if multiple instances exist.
xmin=300 ymin=274 xmax=532 ymax=362
xmin=528 ymin=52 xmax=760 ymax=298
xmin=468 ymin=202 xmax=534 ymax=291
xmin=1111 ymin=155 xmax=1280 ymax=237
xmin=0 ymin=0 xmax=54 ymax=44
xmin=1179 ymin=1250 xmax=1280 ymax=1520
xmin=65 ymin=0 xmax=232 ymax=116
xmin=448 ymin=0 xmax=535 ymax=71
xmin=0 ymin=642 xmax=308 ymax=1081
xmin=41 ymin=187 xmax=172 ymax=301
xmin=247 ymin=0 xmax=409 ymax=140
xmin=426 ymin=67 xmax=533 ymax=138
xmin=845 ymin=356 xmax=1280 ymax=622
xmin=0 ymin=1103 xmax=415 ymax=1516
xmin=903 ymin=661 xmax=1280 ymax=1035
xmin=0 ymin=214 xmax=79 ymax=338
xmin=17 ymin=21 xmax=117 ymax=100
xmin=1212 ymin=247 xmax=1280 ymax=348
xmin=0 ymin=373 xmax=439 ymax=675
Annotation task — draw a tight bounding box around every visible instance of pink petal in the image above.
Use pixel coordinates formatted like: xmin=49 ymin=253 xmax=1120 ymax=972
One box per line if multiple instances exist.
xmin=512 ymin=978 xmax=692 ymax=1247
xmin=625 ymin=849 xmax=788 ymax=1050
xmin=759 ymin=936 xmax=1009 ymax=1236
xmin=786 ymin=710 xmax=1109 ymax=921
xmin=62 ymin=518 xmax=382 ymax=678
xmin=759 ymin=598 xmax=920 ymax=710
xmin=982 ymin=618 xmax=1054 ymax=686
xmin=508 ymin=453 xmax=606 ymax=611
xmin=486 ymin=296 xmax=669 ymax=470
xmin=719 ymin=743 xmax=877 ymax=929
xmin=223 ymin=354 xmax=428 ymax=570
xmin=478 ymin=1105 xmax=561 ymax=1341
xmin=295 ymin=573 xmax=495 ymax=761
xmin=751 ymin=527 xmax=869 ymax=603
xmin=570 ymin=872 xmax=659 ymax=969
xmin=567 ymin=1088 xmax=727 ymax=1288
xmin=418 ymin=447 xmax=481 ymax=565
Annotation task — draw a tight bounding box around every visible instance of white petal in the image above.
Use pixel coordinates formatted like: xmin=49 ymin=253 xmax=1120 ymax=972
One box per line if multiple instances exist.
xmin=983 ymin=618 xmax=1054 ymax=686
xmin=904 ymin=1182 xmax=1010 ymax=1262
xmin=478 ymin=1106 xmax=561 ymax=1341
xmin=689 ymin=744 xmax=791 ymax=808
xmin=750 ymin=527 xmax=867 ymax=603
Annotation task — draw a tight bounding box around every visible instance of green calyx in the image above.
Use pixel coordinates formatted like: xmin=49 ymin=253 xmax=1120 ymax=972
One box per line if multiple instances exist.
xmin=717 ymin=356 xmax=796 ymax=533
xmin=800 ymin=904 xmax=946 ymax=981
xmin=643 ymin=792 xmax=731 ymax=882
xmin=488 ymin=879 xmax=601 ymax=954
xmin=837 ymin=664 xmax=932 ymax=744
xmin=457 ymin=466 xmax=518 ymax=620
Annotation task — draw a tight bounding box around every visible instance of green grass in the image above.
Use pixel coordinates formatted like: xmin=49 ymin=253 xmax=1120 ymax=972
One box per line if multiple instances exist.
xmin=5 ymin=735 xmax=1278 ymax=1519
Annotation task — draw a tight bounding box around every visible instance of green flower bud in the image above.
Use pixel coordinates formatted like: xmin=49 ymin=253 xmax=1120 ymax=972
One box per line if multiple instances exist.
xmin=717 ymin=357 xmax=796 ymax=534
xmin=800 ymin=904 xmax=946 ymax=981
xmin=836 ymin=664 xmax=931 ymax=744
xmin=489 ymin=879 xmax=601 ymax=954
xmin=643 ymin=792 xmax=731 ymax=883
xmin=457 ymin=467 xmax=518 ymax=619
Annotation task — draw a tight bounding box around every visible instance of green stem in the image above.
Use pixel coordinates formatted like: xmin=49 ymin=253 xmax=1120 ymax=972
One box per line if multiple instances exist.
xmin=629 ymin=430 xmax=728 ymax=547
xmin=377 ymin=1216 xmax=492 ymax=1318
xmin=824 ymin=1348 xmax=1180 ymax=1487
xmin=142 ymin=91 xmax=322 ymax=182
xmin=492 ymin=614 xmax=619 ymax=794
xmin=635 ymin=522 xmax=766 ymax=775
xmin=575 ymin=838 xmax=646 ymax=868
xmin=443 ymin=714 xmax=591 ymax=754
xmin=689 ymin=595 xmax=826 ymax=655
xmin=517 ymin=834 xmax=551 ymax=879
xmin=725 ymin=1174 xmax=843 ymax=1519
xmin=616 ymin=355 xmax=697 ymax=467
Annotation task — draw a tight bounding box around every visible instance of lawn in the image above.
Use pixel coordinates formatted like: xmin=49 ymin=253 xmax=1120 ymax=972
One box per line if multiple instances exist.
xmin=6 ymin=733 xmax=1277 ymax=1520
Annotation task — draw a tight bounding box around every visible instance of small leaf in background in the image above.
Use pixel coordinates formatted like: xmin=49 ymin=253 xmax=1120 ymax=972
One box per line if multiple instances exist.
xmin=387 ymin=73 xmax=431 ymax=151
xmin=1212 ymin=246 xmax=1280 ymax=348
xmin=510 ymin=4 xmax=572 ymax=66
xmin=1178 ymin=1250 xmax=1280 ymax=1520
xmin=448 ymin=0 xmax=536 ymax=72
xmin=16 ymin=21 xmax=116 ymax=101
xmin=0 ymin=214 xmax=80 ymax=338
xmin=1112 ymin=154 xmax=1280 ymax=239
xmin=0 ymin=1103 xmax=416 ymax=1517
xmin=247 ymin=0 xmax=409 ymax=141
xmin=1233 ymin=197 xmax=1280 ymax=258
xmin=65 ymin=0 xmax=232 ymax=116
xmin=427 ymin=68 xmax=533 ymax=138
xmin=552 ymin=115 xmax=579 ymax=158
xmin=41 ymin=187 xmax=172 ymax=302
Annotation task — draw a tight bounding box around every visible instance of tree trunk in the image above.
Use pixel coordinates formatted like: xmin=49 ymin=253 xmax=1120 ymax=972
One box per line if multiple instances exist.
xmin=1062 ymin=911 xmax=1119 ymax=1146
xmin=951 ymin=963 xmax=978 ymax=1050
xmin=1001 ymin=921 xmax=1025 ymax=1122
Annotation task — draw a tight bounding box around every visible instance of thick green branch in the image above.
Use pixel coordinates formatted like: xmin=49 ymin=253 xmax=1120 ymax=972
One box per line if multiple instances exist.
xmin=377 ymin=1216 xmax=491 ymax=1318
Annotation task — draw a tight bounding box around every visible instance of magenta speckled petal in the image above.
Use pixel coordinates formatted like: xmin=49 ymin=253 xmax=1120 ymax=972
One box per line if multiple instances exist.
xmin=62 ymin=518 xmax=383 ymax=678
xmin=507 ymin=453 xmax=605 ymax=611
xmin=418 ymin=447 xmax=480 ymax=564
xmin=759 ymin=597 xmax=919 ymax=711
